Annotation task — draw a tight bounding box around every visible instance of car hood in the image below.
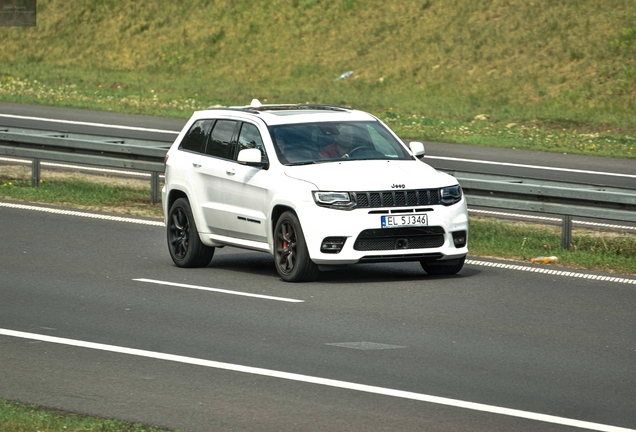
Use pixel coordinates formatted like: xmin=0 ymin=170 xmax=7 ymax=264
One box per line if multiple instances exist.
xmin=283 ymin=160 xmax=457 ymax=190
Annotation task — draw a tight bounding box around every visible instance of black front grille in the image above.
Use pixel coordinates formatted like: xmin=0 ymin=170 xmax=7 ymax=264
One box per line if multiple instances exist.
xmin=354 ymin=189 xmax=440 ymax=208
xmin=354 ymin=227 xmax=446 ymax=251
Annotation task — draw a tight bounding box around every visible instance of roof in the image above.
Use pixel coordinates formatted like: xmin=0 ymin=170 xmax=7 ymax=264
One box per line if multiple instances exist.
xmin=198 ymin=99 xmax=377 ymax=125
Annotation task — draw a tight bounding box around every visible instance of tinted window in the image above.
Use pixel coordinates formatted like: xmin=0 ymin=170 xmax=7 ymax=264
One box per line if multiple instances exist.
xmin=206 ymin=120 xmax=237 ymax=159
xmin=179 ymin=120 xmax=213 ymax=153
xmin=237 ymin=123 xmax=266 ymax=161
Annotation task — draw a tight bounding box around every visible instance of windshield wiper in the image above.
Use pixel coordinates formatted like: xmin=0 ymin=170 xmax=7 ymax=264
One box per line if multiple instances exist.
xmin=287 ymin=160 xmax=318 ymax=166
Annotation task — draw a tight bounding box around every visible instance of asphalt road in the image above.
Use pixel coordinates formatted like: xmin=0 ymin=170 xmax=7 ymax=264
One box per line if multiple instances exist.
xmin=1 ymin=203 xmax=635 ymax=431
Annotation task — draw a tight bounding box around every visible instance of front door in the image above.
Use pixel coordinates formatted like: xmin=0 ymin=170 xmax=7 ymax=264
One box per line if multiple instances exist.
xmin=222 ymin=122 xmax=271 ymax=244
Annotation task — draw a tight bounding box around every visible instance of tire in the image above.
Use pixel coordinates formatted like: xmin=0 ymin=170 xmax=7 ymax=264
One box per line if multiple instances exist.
xmin=274 ymin=211 xmax=320 ymax=282
xmin=420 ymin=256 xmax=465 ymax=276
xmin=167 ymin=197 xmax=214 ymax=268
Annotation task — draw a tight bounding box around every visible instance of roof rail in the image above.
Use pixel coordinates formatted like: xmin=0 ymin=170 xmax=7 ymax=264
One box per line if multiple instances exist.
xmin=293 ymin=103 xmax=352 ymax=112
xmin=206 ymin=106 xmax=260 ymax=114
xmin=232 ymin=99 xmax=352 ymax=112
xmin=255 ymin=103 xmax=352 ymax=112
xmin=209 ymin=100 xmax=353 ymax=114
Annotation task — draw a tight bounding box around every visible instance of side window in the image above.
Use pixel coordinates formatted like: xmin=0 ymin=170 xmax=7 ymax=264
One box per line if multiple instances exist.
xmin=237 ymin=123 xmax=267 ymax=161
xmin=205 ymin=120 xmax=237 ymax=159
xmin=179 ymin=119 xmax=213 ymax=153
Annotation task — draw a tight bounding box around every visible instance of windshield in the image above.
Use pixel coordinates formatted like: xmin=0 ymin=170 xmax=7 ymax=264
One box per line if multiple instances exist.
xmin=268 ymin=121 xmax=413 ymax=165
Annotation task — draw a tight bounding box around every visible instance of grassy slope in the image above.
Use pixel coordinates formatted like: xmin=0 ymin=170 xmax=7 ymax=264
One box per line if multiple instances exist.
xmin=0 ymin=0 xmax=634 ymax=127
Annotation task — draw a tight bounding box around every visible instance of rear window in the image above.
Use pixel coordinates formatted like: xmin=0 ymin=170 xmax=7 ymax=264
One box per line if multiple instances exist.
xmin=179 ymin=120 xmax=213 ymax=154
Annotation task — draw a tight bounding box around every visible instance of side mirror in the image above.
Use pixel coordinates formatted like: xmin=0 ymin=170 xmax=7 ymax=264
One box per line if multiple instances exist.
xmin=409 ymin=141 xmax=425 ymax=159
xmin=237 ymin=148 xmax=268 ymax=169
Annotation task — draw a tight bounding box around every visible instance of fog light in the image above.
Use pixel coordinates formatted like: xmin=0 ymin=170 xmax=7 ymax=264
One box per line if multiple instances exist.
xmin=321 ymin=237 xmax=346 ymax=253
xmin=452 ymin=231 xmax=467 ymax=248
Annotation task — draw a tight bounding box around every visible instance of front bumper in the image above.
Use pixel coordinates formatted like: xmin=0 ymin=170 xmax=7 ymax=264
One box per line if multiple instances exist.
xmin=297 ymin=199 xmax=469 ymax=265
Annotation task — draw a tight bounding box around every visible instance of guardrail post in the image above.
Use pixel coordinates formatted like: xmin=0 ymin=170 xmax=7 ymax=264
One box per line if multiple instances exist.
xmin=561 ymin=215 xmax=572 ymax=250
xmin=150 ymin=171 xmax=160 ymax=204
xmin=31 ymin=158 xmax=41 ymax=187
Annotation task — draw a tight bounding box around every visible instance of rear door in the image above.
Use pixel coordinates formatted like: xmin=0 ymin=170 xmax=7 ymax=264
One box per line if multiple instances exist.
xmin=192 ymin=119 xmax=239 ymax=236
xmin=169 ymin=119 xmax=223 ymax=234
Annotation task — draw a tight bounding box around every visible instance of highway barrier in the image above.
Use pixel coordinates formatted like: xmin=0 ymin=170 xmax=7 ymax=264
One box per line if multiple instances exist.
xmin=0 ymin=127 xmax=169 ymax=203
xmin=1 ymin=127 xmax=635 ymax=249
xmin=448 ymin=171 xmax=636 ymax=248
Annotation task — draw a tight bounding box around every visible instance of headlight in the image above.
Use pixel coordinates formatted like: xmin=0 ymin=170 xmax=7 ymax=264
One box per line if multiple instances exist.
xmin=440 ymin=185 xmax=462 ymax=206
xmin=312 ymin=191 xmax=355 ymax=209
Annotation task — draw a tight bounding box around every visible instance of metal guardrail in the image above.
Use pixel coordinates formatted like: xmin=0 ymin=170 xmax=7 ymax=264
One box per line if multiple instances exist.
xmin=0 ymin=128 xmax=169 ymax=203
xmin=446 ymin=171 xmax=636 ymax=248
xmin=1 ymin=128 xmax=635 ymax=249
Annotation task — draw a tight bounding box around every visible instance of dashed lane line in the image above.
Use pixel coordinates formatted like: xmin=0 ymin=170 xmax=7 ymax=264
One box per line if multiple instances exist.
xmin=134 ymin=278 xmax=304 ymax=303
xmin=466 ymin=259 xmax=636 ymax=285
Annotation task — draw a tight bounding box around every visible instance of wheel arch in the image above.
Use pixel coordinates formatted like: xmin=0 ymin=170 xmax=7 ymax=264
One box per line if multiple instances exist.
xmin=271 ymin=204 xmax=296 ymax=237
xmin=167 ymin=188 xmax=189 ymax=212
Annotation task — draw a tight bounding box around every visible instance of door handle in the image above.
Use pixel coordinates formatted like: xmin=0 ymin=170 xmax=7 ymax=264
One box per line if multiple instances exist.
xmin=226 ymin=169 xmax=236 ymax=176
xmin=192 ymin=163 xmax=202 ymax=168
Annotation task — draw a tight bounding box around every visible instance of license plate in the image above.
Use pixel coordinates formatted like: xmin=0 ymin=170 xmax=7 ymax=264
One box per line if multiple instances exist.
xmin=381 ymin=214 xmax=428 ymax=228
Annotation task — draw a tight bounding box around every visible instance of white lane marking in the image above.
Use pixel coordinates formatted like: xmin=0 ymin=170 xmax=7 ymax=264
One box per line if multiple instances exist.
xmin=466 ymin=260 xmax=636 ymax=284
xmin=468 ymin=209 xmax=636 ymax=231
xmin=134 ymin=278 xmax=303 ymax=303
xmin=0 ymin=113 xmax=179 ymax=135
xmin=0 ymin=202 xmax=164 ymax=226
xmin=0 ymin=328 xmax=633 ymax=432
xmin=429 ymin=155 xmax=636 ymax=179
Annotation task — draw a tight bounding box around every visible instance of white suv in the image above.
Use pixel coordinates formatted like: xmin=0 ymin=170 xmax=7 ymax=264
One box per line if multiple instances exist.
xmin=162 ymin=100 xmax=468 ymax=282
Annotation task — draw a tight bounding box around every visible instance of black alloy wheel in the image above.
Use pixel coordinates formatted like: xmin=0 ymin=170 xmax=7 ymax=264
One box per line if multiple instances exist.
xmin=167 ymin=197 xmax=214 ymax=268
xmin=274 ymin=211 xmax=320 ymax=282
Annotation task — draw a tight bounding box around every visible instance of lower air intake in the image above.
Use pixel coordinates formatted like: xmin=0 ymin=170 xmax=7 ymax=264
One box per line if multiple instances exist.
xmin=353 ymin=227 xmax=445 ymax=251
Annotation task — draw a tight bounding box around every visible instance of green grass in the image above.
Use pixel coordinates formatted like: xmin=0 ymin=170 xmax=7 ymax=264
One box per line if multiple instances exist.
xmin=0 ymin=171 xmax=163 ymax=217
xmin=0 ymin=0 xmax=635 ymax=159
xmin=0 ymin=399 xmax=174 ymax=432
xmin=469 ymin=217 xmax=636 ymax=275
